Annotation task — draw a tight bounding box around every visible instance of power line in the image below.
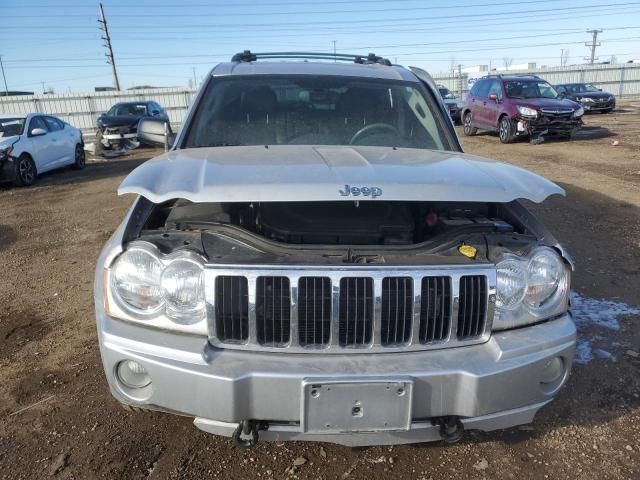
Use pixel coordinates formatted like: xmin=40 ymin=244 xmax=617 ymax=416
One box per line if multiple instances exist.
xmin=0 ymin=0 xmax=590 ymax=12
xmin=4 ymin=1 xmax=639 ymax=23
xmin=98 ymin=2 xmax=120 ymax=90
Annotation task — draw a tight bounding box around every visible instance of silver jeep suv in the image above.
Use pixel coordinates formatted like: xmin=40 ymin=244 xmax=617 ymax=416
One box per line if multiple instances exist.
xmin=94 ymin=51 xmax=576 ymax=447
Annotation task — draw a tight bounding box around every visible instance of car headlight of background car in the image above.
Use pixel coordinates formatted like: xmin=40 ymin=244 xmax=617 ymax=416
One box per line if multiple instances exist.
xmin=517 ymin=105 xmax=538 ymax=117
xmin=578 ymin=97 xmax=595 ymax=103
xmin=105 ymin=242 xmax=207 ymax=334
xmin=493 ymin=246 xmax=571 ymax=331
xmin=573 ymin=106 xmax=584 ymax=117
xmin=0 ymin=146 xmax=14 ymax=161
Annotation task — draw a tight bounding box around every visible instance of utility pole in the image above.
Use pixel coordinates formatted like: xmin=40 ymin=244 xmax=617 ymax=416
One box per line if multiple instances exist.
xmin=332 ymin=40 xmax=336 ymax=62
xmin=0 ymin=55 xmax=8 ymax=95
xmin=560 ymin=49 xmax=565 ymax=66
xmin=457 ymin=64 xmax=463 ymax=97
xmin=98 ymin=3 xmax=121 ymax=90
xmin=585 ymin=29 xmax=602 ymax=65
xmin=192 ymin=67 xmax=197 ymax=87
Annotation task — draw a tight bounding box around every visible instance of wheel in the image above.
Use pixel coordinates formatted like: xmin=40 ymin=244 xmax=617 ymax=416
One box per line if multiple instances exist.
xmin=13 ymin=154 xmax=37 ymax=187
xmin=71 ymin=143 xmax=85 ymax=170
xmin=462 ymin=112 xmax=477 ymax=136
xmin=602 ymin=108 xmax=613 ymax=114
xmin=498 ymin=116 xmax=516 ymax=144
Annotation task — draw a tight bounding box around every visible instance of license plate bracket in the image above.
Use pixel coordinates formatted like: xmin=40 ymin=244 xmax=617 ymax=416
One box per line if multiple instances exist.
xmin=301 ymin=378 xmax=413 ymax=434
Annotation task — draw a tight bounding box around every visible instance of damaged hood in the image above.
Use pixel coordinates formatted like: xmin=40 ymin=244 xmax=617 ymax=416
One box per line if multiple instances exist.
xmin=118 ymin=145 xmax=564 ymax=204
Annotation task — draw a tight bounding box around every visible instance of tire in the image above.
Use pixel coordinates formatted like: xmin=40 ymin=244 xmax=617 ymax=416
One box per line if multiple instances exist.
xmin=498 ymin=116 xmax=516 ymax=144
xmin=71 ymin=143 xmax=85 ymax=170
xmin=602 ymin=108 xmax=613 ymax=114
xmin=13 ymin=154 xmax=37 ymax=187
xmin=462 ymin=112 xmax=477 ymax=136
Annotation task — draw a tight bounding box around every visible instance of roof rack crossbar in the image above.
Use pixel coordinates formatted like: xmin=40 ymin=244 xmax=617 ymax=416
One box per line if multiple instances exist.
xmin=231 ymin=50 xmax=392 ymax=66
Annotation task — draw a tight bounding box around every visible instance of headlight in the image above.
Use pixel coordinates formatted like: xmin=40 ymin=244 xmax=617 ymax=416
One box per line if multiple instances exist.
xmin=161 ymin=257 xmax=205 ymax=323
xmin=0 ymin=146 xmax=13 ymax=160
xmin=580 ymin=97 xmax=595 ymax=103
xmin=107 ymin=243 xmax=207 ymax=333
xmin=573 ymin=106 xmax=584 ymax=117
xmin=111 ymin=247 xmax=163 ymax=314
xmin=495 ymin=257 xmax=526 ymax=309
xmin=517 ymin=106 xmax=538 ymax=117
xmin=494 ymin=247 xmax=570 ymax=331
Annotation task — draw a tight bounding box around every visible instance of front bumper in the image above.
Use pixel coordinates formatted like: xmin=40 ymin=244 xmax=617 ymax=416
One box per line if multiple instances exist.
xmin=99 ymin=131 xmax=138 ymax=146
xmin=582 ymin=99 xmax=615 ymax=112
xmin=97 ymin=310 xmax=576 ymax=446
xmin=516 ymin=114 xmax=582 ymax=137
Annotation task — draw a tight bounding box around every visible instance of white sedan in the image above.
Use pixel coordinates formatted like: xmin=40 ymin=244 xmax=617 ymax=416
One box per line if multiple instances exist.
xmin=0 ymin=113 xmax=85 ymax=187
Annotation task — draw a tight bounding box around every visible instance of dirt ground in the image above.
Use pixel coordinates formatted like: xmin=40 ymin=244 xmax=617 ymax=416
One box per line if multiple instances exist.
xmin=1 ymin=103 xmax=639 ymax=480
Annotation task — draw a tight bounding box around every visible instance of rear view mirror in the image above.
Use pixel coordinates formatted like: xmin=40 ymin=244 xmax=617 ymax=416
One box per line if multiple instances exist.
xmin=30 ymin=127 xmax=47 ymax=137
xmin=137 ymin=118 xmax=175 ymax=151
xmin=488 ymin=93 xmax=498 ymax=101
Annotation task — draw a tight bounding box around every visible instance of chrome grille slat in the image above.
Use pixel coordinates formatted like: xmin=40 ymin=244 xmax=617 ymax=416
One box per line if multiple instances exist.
xmin=339 ymin=277 xmax=373 ymax=347
xmin=298 ymin=277 xmax=331 ymax=347
xmin=419 ymin=276 xmax=451 ymax=343
xmin=381 ymin=277 xmax=413 ymax=346
xmin=205 ymin=266 xmax=495 ymax=354
xmin=256 ymin=276 xmax=291 ymax=346
xmin=457 ymin=275 xmax=488 ymax=340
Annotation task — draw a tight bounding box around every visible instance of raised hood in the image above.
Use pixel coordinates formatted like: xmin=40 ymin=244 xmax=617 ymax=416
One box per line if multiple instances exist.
xmin=118 ymin=146 xmax=564 ymax=204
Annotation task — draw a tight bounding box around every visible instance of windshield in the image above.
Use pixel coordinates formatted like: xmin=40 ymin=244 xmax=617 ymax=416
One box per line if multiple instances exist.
xmin=0 ymin=117 xmax=26 ymax=137
xmin=438 ymin=87 xmax=456 ymax=99
xmin=183 ymin=75 xmax=449 ymax=151
xmin=505 ymin=80 xmax=558 ymax=99
xmin=566 ymin=83 xmax=600 ymax=93
xmin=107 ymin=103 xmax=148 ymax=116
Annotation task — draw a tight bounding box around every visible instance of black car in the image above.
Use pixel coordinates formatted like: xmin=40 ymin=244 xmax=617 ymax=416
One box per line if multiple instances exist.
xmin=437 ymin=85 xmax=462 ymax=124
xmin=554 ymin=83 xmax=615 ymax=113
xmin=96 ymin=101 xmax=170 ymax=148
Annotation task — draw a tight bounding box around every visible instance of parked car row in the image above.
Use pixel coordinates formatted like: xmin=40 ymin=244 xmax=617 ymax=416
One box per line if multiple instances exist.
xmin=0 ymin=100 xmax=171 ymax=186
xmin=438 ymin=75 xmax=616 ymax=144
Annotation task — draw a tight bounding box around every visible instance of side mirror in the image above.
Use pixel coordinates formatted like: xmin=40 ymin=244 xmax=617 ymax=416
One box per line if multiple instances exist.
xmin=488 ymin=93 xmax=498 ymax=102
xmin=30 ymin=127 xmax=47 ymax=137
xmin=137 ymin=118 xmax=175 ymax=151
xmin=598 ymin=88 xmax=603 ymax=91
xmin=150 ymin=110 xmax=160 ymax=116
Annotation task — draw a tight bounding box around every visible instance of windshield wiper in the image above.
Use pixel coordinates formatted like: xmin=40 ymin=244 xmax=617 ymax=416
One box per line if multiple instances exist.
xmin=203 ymin=142 xmax=243 ymax=147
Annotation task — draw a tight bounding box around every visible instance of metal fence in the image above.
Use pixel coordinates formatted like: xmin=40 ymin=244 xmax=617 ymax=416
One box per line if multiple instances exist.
xmin=0 ymin=87 xmax=198 ymax=136
xmin=432 ymin=63 xmax=640 ymax=99
xmin=1 ymin=63 xmax=639 ymax=136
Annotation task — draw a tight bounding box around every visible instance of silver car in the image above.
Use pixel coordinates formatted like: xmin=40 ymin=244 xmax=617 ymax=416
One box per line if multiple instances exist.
xmin=95 ymin=52 xmax=576 ymax=448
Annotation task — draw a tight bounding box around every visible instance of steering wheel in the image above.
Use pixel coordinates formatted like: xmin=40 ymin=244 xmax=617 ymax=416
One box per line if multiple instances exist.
xmin=349 ymin=123 xmax=401 ymax=145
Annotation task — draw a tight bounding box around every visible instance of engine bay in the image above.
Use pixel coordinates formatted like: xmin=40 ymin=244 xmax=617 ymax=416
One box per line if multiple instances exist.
xmin=161 ymin=200 xmax=515 ymax=246
xmin=133 ymin=199 xmax=543 ymax=266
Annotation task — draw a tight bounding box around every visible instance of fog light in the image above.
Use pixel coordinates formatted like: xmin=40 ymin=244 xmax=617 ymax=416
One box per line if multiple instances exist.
xmin=541 ymin=357 xmax=565 ymax=384
xmin=117 ymin=360 xmax=151 ymax=389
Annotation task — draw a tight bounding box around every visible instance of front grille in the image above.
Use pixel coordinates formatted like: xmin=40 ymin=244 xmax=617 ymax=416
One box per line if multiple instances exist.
xmin=206 ymin=267 xmax=493 ymax=353
xmin=381 ymin=277 xmax=413 ymax=346
xmin=420 ymin=276 xmax=452 ymax=343
xmin=215 ymin=276 xmax=249 ymax=343
xmin=457 ymin=275 xmax=488 ymax=339
xmin=298 ymin=277 xmax=332 ymax=347
xmin=540 ymin=108 xmax=574 ymax=118
xmin=256 ymin=277 xmax=290 ymax=346
xmin=339 ymin=277 xmax=373 ymax=347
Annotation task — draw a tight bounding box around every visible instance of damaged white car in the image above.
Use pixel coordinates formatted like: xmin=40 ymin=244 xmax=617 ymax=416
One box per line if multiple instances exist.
xmin=94 ymin=52 xmax=576 ymax=447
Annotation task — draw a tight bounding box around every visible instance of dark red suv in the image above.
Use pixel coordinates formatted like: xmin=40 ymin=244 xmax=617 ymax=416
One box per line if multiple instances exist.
xmin=462 ymin=75 xmax=584 ymax=143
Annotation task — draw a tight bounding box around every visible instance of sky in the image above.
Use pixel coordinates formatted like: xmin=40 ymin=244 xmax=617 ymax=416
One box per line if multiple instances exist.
xmin=1 ymin=0 xmax=640 ymax=94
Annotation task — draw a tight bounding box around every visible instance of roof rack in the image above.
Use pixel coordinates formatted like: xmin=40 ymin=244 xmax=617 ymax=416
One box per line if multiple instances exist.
xmin=483 ymin=73 xmax=541 ymax=79
xmin=231 ymin=50 xmax=392 ymax=66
